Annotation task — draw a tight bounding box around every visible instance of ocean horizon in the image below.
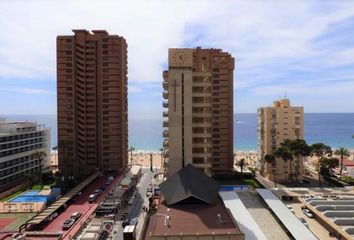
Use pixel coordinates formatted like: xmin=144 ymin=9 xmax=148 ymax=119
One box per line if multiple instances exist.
xmin=2 ymin=113 xmax=354 ymax=151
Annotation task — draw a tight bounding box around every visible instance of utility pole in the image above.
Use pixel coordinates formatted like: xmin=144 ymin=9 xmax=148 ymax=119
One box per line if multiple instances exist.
xmin=150 ymin=153 xmax=153 ymax=172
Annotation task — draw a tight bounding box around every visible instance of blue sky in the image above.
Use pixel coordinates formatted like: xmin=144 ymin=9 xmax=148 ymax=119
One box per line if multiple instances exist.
xmin=0 ymin=0 xmax=354 ymax=118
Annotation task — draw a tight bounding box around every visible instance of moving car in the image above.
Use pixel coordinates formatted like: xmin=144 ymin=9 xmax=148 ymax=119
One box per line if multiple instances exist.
xmin=70 ymin=212 xmax=82 ymax=220
xmin=122 ymin=218 xmax=130 ymax=228
xmin=130 ymin=218 xmax=138 ymax=226
xmin=94 ymin=189 xmax=103 ymax=195
xmin=88 ymin=194 xmax=98 ymax=203
xmin=299 ymin=217 xmax=308 ymax=227
xmin=62 ymin=219 xmax=75 ymax=230
xmin=303 ymin=208 xmax=314 ymax=218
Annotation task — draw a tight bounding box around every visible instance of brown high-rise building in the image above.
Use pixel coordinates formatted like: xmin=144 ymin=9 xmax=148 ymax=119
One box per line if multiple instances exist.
xmin=163 ymin=47 xmax=235 ymax=177
xmin=57 ymin=29 xmax=128 ymax=178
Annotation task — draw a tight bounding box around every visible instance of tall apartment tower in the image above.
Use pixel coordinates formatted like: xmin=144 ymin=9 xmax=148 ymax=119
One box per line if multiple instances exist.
xmin=258 ymin=99 xmax=304 ymax=182
xmin=163 ymin=47 xmax=235 ymax=177
xmin=57 ymin=30 xmax=128 ymax=178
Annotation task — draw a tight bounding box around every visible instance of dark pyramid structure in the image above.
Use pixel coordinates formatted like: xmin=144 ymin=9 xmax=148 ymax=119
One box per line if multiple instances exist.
xmin=159 ymin=164 xmax=220 ymax=205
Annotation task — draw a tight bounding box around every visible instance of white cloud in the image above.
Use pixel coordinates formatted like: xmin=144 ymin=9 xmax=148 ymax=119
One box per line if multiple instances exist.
xmin=0 ymin=0 xmax=354 ymax=113
xmin=3 ymin=87 xmax=54 ymax=94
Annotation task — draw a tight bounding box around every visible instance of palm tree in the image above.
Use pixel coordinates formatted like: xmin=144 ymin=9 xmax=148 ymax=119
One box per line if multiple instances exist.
xmin=159 ymin=148 xmax=164 ymax=170
xmin=30 ymin=151 xmax=47 ymax=184
xmin=238 ymin=158 xmax=245 ymax=177
xmin=335 ymin=147 xmax=350 ymax=179
xmin=264 ymin=154 xmax=276 ymax=187
xmin=129 ymin=146 xmax=135 ymax=165
xmin=274 ymin=146 xmax=293 ymax=181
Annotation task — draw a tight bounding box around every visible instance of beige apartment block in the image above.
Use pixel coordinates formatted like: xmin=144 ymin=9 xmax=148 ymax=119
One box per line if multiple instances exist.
xmin=258 ymin=99 xmax=304 ymax=182
xmin=163 ymin=47 xmax=235 ymax=177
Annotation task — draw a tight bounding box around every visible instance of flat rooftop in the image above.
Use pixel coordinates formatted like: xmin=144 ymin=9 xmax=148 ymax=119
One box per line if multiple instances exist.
xmin=257 ymin=189 xmax=318 ymax=240
xmin=147 ymin=195 xmax=243 ymax=237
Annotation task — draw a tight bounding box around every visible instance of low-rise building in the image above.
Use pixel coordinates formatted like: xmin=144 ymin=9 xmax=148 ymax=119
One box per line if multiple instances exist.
xmin=147 ymin=164 xmax=245 ymax=240
xmin=0 ymin=120 xmax=50 ymax=192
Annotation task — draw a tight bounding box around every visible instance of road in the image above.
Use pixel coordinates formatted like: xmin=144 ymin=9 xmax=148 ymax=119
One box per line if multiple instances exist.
xmin=40 ymin=174 xmax=118 ymax=239
xmin=292 ymin=203 xmax=335 ymax=240
xmin=113 ymin=168 xmax=154 ymax=240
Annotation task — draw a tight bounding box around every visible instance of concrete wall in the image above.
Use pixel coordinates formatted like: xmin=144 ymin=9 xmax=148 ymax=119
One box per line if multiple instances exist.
xmin=0 ymin=201 xmax=46 ymax=213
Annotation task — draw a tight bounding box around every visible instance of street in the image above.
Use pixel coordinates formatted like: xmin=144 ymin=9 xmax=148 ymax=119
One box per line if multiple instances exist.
xmin=113 ymin=168 xmax=154 ymax=240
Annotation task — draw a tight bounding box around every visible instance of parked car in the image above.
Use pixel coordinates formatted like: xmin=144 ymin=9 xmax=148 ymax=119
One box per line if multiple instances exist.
xmin=286 ymin=205 xmax=294 ymax=213
xmin=62 ymin=219 xmax=75 ymax=230
xmin=130 ymin=218 xmax=138 ymax=226
xmin=70 ymin=212 xmax=82 ymax=220
xmin=299 ymin=217 xmax=308 ymax=227
xmin=303 ymin=208 xmax=314 ymax=218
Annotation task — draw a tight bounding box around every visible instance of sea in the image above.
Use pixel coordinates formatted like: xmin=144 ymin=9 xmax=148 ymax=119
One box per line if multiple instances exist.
xmin=2 ymin=113 xmax=354 ymax=151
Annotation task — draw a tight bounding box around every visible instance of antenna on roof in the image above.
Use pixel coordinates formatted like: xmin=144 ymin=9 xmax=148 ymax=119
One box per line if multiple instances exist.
xmin=216 ymin=213 xmax=222 ymax=224
xmin=284 ymin=92 xmax=288 ymax=99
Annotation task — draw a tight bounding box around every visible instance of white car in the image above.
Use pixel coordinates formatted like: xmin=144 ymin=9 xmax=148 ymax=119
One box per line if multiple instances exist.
xmin=303 ymin=208 xmax=314 ymax=218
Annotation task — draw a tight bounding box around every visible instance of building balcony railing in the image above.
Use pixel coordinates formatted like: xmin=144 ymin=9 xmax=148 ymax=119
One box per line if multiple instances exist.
xmin=163 ymin=71 xmax=168 ymax=81
xmin=163 ymin=82 xmax=168 ymax=90
xmin=163 ymin=101 xmax=168 ymax=108
xmin=163 ymin=140 xmax=169 ymax=148
xmin=163 ymin=130 xmax=169 ymax=138
xmin=164 ymin=150 xmax=169 ymax=158
xmin=163 ymin=91 xmax=168 ymax=99
xmin=163 ymin=121 xmax=169 ymax=128
xmin=163 ymin=111 xmax=168 ymax=118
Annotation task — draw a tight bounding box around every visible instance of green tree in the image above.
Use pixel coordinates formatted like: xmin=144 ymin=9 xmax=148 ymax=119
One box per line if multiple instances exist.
xmin=311 ymin=143 xmax=332 ymax=186
xmin=264 ymin=154 xmax=277 ymax=187
xmin=282 ymin=139 xmax=311 ymax=181
xmin=274 ymin=146 xmax=293 ymax=181
xmin=319 ymin=157 xmax=339 ymax=177
xmin=129 ymin=146 xmax=135 ymax=165
xmin=335 ymin=147 xmax=350 ymax=179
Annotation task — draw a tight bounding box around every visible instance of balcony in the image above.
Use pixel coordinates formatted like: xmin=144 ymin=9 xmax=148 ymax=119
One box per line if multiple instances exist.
xmin=164 ymin=150 xmax=169 ymax=158
xmin=163 ymin=111 xmax=168 ymax=118
xmin=163 ymin=71 xmax=168 ymax=81
xmin=163 ymin=140 xmax=169 ymax=148
xmin=163 ymin=121 xmax=169 ymax=128
xmin=163 ymin=82 xmax=168 ymax=90
xmin=163 ymin=130 xmax=169 ymax=138
xmin=163 ymin=101 xmax=168 ymax=108
xmin=163 ymin=91 xmax=168 ymax=99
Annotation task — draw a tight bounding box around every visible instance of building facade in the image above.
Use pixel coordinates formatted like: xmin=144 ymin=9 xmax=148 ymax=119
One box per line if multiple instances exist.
xmin=258 ymin=99 xmax=304 ymax=182
xmin=0 ymin=120 xmax=50 ymax=192
xmin=57 ymin=29 xmax=128 ymax=178
xmin=163 ymin=47 xmax=234 ymax=177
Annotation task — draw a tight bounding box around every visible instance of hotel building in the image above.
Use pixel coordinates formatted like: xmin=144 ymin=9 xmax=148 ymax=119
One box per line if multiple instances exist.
xmin=57 ymin=30 xmax=128 ymax=178
xmin=258 ymin=99 xmax=304 ymax=182
xmin=162 ymin=47 xmax=235 ymax=177
xmin=0 ymin=119 xmax=50 ymax=192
